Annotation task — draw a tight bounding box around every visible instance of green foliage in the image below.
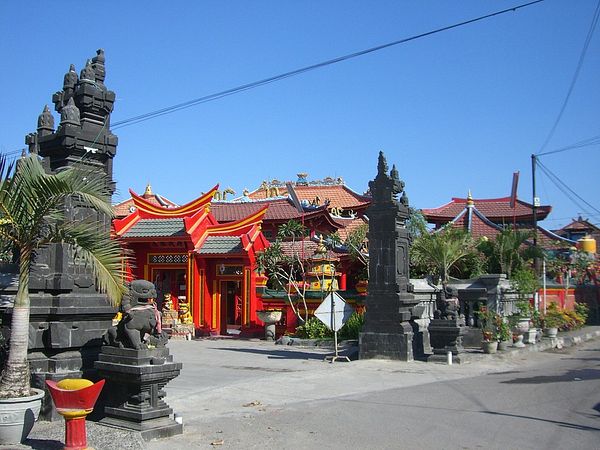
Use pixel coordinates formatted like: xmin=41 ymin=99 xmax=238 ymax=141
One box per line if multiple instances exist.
xmin=497 ymin=319 xmax=511 ymax=342
xmin=476 ymin=306 xmax=502 ymax=341
xmin=338 ymin=311 xmax=364 ymax=340
xmin=295 ymin=317 xmax=333 ymax=339
xmin=540 ymin=302 xmax=587 ymax=330
xmin=478 ymin=227 xmax=537 ymax=278
xmin=510 ymin=268 xmax=539 ymax=301
xmin=410 ymin=226 xmax=480 ymax=283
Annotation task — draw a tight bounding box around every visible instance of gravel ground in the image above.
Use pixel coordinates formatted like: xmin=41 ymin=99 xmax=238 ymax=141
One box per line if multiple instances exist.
xmin=1 ymin=421 xmax=145 ymax=450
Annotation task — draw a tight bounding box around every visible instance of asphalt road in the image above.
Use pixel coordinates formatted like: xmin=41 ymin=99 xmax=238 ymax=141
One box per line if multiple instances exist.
xmin=144 ymin=338 xmax=600 ymax=450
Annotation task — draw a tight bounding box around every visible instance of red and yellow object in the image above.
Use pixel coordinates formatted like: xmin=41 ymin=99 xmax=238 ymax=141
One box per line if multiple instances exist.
xmin=46 ymin=378 xmax=105 ymax=450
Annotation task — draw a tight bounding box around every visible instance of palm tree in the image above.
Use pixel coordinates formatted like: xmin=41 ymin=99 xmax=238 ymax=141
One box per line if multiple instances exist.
xmin=0 ymin=154 xmax=127 ymax=398
xmin=482 ymin=227 xmax=535 ymax=278
xmin=411 ymin=227 xmax=478 ymax=286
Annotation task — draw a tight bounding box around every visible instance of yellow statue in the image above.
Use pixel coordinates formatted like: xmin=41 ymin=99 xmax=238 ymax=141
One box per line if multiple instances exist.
xmin=162 ymin=293 xmax=173 ymax=312
xmin=178 ymin=299 xmax=193 ymax=325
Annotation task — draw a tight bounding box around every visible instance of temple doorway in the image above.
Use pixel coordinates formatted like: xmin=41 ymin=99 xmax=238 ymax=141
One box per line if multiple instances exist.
xmin=153 ymin=268 xmax=186 ymax=310
xmin=219 ymin=280 xmax=242 ymax=334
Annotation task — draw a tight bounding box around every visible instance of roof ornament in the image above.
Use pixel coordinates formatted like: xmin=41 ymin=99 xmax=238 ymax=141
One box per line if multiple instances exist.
xmin=466 ymin=190 xmax=474 ymax=207
xmin=143 ymin=183 xmax=153 ymax=197
xmin=377 ymin=151 xmax=388 ymax=177
xmin=60 ymin=97 xmax=80 ymax=126
xmin=37 ymin=105 xmax=55 ymax=135
xmin=296 ymin=173 xmax=309 ymax=185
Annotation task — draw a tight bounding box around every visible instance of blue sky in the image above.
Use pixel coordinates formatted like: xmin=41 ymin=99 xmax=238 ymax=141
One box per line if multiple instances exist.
xmin=1 ymin=1 xmax=598 ymax=229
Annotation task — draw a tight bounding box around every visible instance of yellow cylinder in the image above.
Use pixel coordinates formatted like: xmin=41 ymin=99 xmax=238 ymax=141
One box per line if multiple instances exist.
xmin=578 ymin=236 xmax=596 ymax=254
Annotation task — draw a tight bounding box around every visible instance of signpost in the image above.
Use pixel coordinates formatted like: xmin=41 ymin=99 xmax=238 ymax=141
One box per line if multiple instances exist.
xmin=314 ymin=291 xmax=353 ymax=362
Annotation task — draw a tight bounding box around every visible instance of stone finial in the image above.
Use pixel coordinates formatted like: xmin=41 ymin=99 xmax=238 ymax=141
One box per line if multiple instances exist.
xmin=296 ymin=173 xmax=309 ymax=185
xmin=377 ymin=151 xmax=388 ymax=177
xmin=390 ymin=164 xmax=399 ymax=181
xmin=80 ymin=59 xmax=95 ymax=82
xmin=37 ymin=105 xmax=55 ymax=135
xmin=91 ymin=49 xmax=106 ymax=84
xmin=63 ymin=64 xmax=78 ymax=90
xmin=60 ymin=97 xmax=81 ymax=126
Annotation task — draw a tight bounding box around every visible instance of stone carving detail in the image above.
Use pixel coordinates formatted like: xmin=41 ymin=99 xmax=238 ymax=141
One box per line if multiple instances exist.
xmin=63 ymin=64 xmax=79 ymax=91
xmin=103 ymin=280 xmax=169 ymax=350
xmin=60 ymin=97 xmax=80 ymax=126
xmin=37 ymin=105 xmax=55 ymax=133
xmin=79 ymin=59 xmax=95 ymax=82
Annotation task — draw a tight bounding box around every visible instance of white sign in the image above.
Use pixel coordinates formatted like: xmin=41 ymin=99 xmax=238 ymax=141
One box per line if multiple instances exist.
xmin=314 ymin=292 xmax=354 ymax=332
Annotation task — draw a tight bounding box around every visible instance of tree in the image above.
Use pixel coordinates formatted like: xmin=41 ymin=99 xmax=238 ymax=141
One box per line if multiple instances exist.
xmin=410 ymin=226 xmax=479 ymax=286
xmin=256 ymin=220 xmax=310 ymax=323
xmin=0 ymin=154 xmax=127 ymax=398
xmin=479 ymin=227 xmax=538 ymax=278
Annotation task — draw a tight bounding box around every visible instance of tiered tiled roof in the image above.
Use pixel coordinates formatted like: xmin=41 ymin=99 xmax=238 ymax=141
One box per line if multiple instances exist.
xmin=197 ymin=236 xmax=244 ymax=255
xmin=119 ymin=218 xmax=186 ymax=238
xmin=332 ymin=216 xmax=368 ymax=241
xmin=422 ymin=196 xmax=551 ymax=226
xmin=428 ymin=195 xmax=575 ymax=249
xmin=245 ymin=175 xmax=370 ymax=213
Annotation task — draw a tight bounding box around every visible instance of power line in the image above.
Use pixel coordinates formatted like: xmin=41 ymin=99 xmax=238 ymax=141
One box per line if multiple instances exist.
xmin=536 ymin=159 xmax=600 ymax=216
xmin=536 ymin=132 xmax=600 ymax=156
xmin=538 ymin=0 xmax=600 ymax=153
xmin=111 ymin=0 xmax=545 ymax=130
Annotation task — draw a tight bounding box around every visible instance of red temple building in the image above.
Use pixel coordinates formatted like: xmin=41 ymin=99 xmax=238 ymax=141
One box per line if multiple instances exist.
xmin=112 ymin=176 xmax=370 ymax=335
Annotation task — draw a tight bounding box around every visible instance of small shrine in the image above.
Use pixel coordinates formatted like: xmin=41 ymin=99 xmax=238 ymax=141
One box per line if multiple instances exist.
xmin=305 ymin=237 xmax=340 ymax=292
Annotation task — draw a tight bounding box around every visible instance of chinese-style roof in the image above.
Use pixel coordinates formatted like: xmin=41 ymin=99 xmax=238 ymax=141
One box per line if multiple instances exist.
xmin=279 ymin=238 xmax=342 ymax=261
xmin=246 ymin=176 xmax=370 ymax=213
xmin=422 ymin=196 xmax=551 ymax=225
xmin=113 ymin=184 xmax=178 ymax=218
xmin=556 ymin=217 xmax=600 ymax=233
xmin=332 ymin=216 xmax=368 ymax=241
xmin=197 ymin=236 xmax=244 ymax=255
xmin=120 ymin=218 xmax=186 ymax=238
xmin=437 ymin=200 xmax=575 ymax=250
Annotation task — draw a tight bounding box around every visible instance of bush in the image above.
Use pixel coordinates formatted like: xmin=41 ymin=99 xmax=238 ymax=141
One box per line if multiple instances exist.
xmin=295 ymin=317 xmax=333 ymax=339
xmin=338 ymin=312 xmax=364 ymax=340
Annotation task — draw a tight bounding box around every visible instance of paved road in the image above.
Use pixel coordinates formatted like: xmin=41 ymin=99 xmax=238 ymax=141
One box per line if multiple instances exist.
xmin=145 ymin=339 xmax=600 ymax=449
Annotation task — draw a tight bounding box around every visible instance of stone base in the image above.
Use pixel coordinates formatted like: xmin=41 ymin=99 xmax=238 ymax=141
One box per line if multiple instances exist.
xmin=99 ymin=415 xmax=183 ymax=441
xmin=359 ymin=331 xmax=414 ymax=361
xmin=94 ymin=346 xmax=183 ymax=439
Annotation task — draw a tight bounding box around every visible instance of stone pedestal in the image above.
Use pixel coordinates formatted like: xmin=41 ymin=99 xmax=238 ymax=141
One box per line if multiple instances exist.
xmin=360 ymin=323 xmax=414 ymax=360
xmin=427 ymin=318 xmax=467 ymax=364
xmin=94 ymin=346 xmax=183 ymax=441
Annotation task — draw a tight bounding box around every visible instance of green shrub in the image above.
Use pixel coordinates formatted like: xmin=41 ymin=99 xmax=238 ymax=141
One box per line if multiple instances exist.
xmin=295 ymin=317 xmax=333 ymax=339
xmin=338 ymin=311 xmax=364 ymax=340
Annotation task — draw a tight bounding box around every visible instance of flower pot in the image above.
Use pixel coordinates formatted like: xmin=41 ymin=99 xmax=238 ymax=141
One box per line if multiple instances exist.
xmin=482 ymin=340 xmax=498 ymax=354
xmin=0 ymin=388 xmax=44 ymax=445
xmin=543 ymin=327 xmax=558 ymax=338
xmin=524 ymin=328 xmax=538 ymax=345
xmin=497 ymin=340 xmax=510 ymax=351
xmin=514 ymin=317 xmax=530 ymax=334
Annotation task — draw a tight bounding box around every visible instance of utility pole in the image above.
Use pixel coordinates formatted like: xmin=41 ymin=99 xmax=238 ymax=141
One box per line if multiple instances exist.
xmin=531 ymin=154 xmax=541 ymax=275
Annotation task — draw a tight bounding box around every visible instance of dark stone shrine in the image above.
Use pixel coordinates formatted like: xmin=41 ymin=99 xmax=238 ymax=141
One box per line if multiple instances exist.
xmin=0 ymin=50 xmax=118 ymax=419
xmin=359 ymin=152 xmax=419 ymax=361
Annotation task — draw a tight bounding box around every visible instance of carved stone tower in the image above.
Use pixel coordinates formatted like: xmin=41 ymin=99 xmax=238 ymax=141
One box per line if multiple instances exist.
xmin=3 ymin=50 xmax=118 ymax=419
xmin=359 ymin=151 xmax=419 ymax=361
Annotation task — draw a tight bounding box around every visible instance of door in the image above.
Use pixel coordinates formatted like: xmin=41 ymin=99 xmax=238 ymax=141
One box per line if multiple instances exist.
xmin=153 ymin=268 xmax=186 ymax=310
xmin=219 ymin=280 xmax=242 ymax=334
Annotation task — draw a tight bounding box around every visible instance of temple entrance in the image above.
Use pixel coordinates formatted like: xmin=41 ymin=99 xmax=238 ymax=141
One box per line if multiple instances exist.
xmin=219 ymin=280 xmax=242 ymax=334
xmin=153 ymin=268 xmax=187 ymax=311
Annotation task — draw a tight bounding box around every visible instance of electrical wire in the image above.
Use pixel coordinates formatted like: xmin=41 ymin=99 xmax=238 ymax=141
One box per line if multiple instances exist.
xmin=538 ymin=0 xmax=600 ymax=153
xmin=536 ymin=133 xmax=600 ymax=156
xmin=111 ymin=0 xmax=544 ymax=130
xmin=536 ymin=158 xmax=600 ymax=216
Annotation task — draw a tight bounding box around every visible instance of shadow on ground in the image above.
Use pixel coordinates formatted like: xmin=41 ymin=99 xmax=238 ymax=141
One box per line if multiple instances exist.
xmin=210 ymin=346 xmax=332 ymax=360
xmin=500 ymin=368 xmax=600 ymax=384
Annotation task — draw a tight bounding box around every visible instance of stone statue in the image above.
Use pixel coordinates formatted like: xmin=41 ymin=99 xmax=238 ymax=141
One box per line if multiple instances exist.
xmin=434 ymin=287 xmax=462 ymax=320
xmin=63 ymin=64 xmax=78 ymax=91
xmin=37 ymin=105 xmax=55 ymax=134
xmin=103 ymin=280 xmax=169 ymax=349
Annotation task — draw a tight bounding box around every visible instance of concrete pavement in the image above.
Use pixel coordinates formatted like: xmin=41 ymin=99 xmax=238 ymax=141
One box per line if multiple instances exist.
xmin=12 ymin=326 xmax=600 ymax=449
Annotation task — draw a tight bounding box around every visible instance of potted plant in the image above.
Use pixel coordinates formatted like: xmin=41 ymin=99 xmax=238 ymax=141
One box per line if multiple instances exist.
xmin=541 ymin=303 xmax=565 ymax=338
xmin=0 ymin=155 xmax=127 ymax=444
xmin=477 ymin=307 xmax=499 ymax=354
xmin=509 ymin=300 xmax=531 ymax=348
xmin=497 ymin=319 xmax=512 ymax=351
